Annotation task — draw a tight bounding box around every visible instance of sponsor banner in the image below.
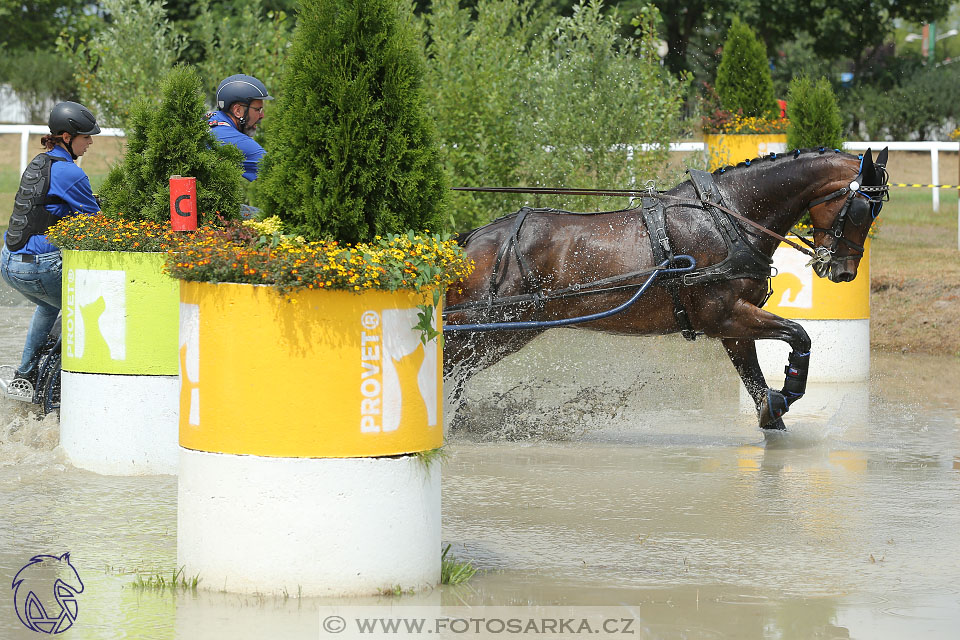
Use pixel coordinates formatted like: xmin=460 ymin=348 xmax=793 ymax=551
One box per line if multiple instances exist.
xmin=62 ymin=251 xmax=179 ymax=375
xmin=179 ymin=281 xmax=443 ymax=458
xmin=764 ymin=238 xmax=870 ymax=320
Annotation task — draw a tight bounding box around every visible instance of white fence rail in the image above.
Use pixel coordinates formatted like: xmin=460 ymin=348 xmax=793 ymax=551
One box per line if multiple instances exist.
xmin=0 ymin=124 xmax=125 ymax=175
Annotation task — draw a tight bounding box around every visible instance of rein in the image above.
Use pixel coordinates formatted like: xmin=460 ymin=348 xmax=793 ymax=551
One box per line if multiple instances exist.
xmin=454 ymin=186 xmax=819 ymax=259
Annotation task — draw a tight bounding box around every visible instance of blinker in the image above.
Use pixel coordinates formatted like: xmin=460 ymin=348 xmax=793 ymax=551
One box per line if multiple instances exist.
xmin=847 ymin=198 xmax=871 ymax=227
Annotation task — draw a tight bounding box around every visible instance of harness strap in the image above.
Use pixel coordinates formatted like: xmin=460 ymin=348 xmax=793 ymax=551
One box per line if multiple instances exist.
xmin=641 ymin=197 xmax=697 ymax=341
xmin=680 ymin=170 xmax=774 ymax=286
xmin=488 ymin=207 xmax=542 ymax=306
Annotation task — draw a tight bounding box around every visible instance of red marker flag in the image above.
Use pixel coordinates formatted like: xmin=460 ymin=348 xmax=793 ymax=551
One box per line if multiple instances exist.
xmin=170 ymin=175 xmax=197 ymax=231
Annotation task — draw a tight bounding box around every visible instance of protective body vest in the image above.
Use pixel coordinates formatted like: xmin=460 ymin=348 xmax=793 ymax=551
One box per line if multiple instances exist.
xmin=4 ymin=154 xmax=66 ymax=252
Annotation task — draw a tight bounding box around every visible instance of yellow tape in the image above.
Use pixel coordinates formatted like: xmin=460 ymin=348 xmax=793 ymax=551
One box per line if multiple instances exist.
xmin=892 ymin=183 xmax=960 ymax=188
xmin=179 ymin=281 xmax=443 ymax=458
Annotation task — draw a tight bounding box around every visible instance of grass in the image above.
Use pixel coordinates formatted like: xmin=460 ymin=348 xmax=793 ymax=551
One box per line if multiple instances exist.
xmin=131 ymin=566 xmax=201 ymax=593
xmin=414 ymin=446 xmax=449 ymax=471
xmin=440 ymin=544 xmax=478 ymax=585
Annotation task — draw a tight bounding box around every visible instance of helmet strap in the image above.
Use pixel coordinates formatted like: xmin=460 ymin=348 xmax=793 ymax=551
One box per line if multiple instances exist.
xmin=61 ymin=134 xmax=78 ymax=160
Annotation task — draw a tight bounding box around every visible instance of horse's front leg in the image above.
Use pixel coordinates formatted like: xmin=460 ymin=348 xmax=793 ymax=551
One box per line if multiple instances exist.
xmin=716 ymin=302 xmax=811 ymax=430
xmin=720 ymin=337 xmax=784 ymax=429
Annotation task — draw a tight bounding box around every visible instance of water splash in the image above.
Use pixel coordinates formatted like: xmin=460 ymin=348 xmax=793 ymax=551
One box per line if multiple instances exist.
xmin=0 ymin=397 xmax=62 ymax=466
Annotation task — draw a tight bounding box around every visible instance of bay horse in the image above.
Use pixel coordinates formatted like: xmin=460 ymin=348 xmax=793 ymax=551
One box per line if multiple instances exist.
xmin=443 ymin=147 xmax=890 ymax=431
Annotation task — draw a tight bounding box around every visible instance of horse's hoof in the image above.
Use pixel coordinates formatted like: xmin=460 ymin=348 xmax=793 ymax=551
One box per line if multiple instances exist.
xmin=762 ymin=417 xmax=787 ymax=431
xmin=758 ymin=389 xmax=789 ymax=428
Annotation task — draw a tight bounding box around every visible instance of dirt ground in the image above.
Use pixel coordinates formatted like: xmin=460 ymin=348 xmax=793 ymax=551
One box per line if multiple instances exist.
xmin=870 ymin=223 xmax=960 ymax=356
xmin=871 ymin=152 xmax=960 ymax=357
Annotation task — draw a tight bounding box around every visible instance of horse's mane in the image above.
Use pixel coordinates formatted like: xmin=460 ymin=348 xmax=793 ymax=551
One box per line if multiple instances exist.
xmin=712 ymin=147 xmax=856 ymax=176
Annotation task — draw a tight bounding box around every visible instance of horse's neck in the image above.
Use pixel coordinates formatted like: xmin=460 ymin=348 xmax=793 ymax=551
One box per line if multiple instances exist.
xmin=716 ymin=157 xmax=845 ymax=236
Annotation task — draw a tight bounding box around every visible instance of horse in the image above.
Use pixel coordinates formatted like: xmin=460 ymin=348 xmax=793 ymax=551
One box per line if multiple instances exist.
xmin=443 ymin=147 xmax=890 ymax=431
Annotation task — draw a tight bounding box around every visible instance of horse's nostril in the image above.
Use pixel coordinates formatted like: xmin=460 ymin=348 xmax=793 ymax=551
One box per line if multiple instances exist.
xmin=835 ymin=272 xmax=854 ymax=283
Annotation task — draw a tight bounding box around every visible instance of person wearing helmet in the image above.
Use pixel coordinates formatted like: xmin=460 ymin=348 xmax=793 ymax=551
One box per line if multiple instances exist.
xmin=208 ymin=74 xmax=273 ymax=181
xmin=1 ymin=101 xmax=101 ymax=388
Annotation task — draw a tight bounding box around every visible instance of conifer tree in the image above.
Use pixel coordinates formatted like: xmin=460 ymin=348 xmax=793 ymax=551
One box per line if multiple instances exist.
xmin=256 ymin=0 xmax=448 ymax=243
xmin=786 ymin=76 xmax=844 ymax=151
xmin=98 ymin=65 xmax=245 ymax=223
xmin=715 ymin=18 xmax=777 ymax=120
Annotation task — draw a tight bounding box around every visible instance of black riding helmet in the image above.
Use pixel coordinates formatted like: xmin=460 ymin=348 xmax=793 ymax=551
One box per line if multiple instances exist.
xmin=49 ymin=101 xmax=101 ymax=136
xmin=216 ymin=74 xmax=273 ymax=128
xmin=48 ymin=101 xmax=100 ymax=159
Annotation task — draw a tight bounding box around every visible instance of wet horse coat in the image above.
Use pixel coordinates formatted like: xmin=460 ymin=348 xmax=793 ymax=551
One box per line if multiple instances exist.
xmin=443 ymin=148 xmax=889 ymax=430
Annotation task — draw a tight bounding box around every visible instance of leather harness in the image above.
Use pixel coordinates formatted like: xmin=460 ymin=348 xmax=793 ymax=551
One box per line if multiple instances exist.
xmin=451 ymin=171 xmax=776 ymax=339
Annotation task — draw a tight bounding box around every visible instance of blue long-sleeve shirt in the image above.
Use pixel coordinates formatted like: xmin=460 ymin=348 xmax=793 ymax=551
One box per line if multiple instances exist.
xmin=5 ymin=145 xmax=100 ymax=255
xmin=208 ymin=110 xmax=266 ymax=181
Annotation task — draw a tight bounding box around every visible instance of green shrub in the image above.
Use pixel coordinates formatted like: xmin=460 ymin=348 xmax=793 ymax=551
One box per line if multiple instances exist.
xmin=714 ymin=18 xmax=776 ymax=120
xmin=844 ymin=63 xmax=960 ymax=140
xmin=786 ymin=76 xmax=844 ymax=150
xmin=57 ymin=0 xmax=185 ymax=128
xmin=422 ymin=0 xmax=691 ymax=230
xmin=256 ymin=0 xmax=448 ymax=243
xmin=97 ymin=66 xmax=245 ymax=224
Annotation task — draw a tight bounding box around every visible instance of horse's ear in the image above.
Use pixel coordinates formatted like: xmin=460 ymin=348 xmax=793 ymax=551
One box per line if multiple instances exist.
xmin=60 ymin=552 xmax=71 ymax=562
xmin=860 ymin=148 xmax=876 ymax=184
xmin=876 ymin=147 xmax=889 ymax=167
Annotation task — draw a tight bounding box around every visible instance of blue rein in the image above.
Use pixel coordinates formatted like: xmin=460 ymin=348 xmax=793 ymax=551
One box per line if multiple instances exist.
xmin=443 ymin=255 xmax=696 ymax=333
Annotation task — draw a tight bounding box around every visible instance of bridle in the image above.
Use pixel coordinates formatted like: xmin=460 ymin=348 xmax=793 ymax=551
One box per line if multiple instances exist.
xmin=805 ymin=154 xmax=889 ymax=271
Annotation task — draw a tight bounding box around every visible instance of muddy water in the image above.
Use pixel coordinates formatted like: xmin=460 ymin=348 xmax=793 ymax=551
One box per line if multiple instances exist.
xmin=2 ymin=279 xmax=959 ymax=638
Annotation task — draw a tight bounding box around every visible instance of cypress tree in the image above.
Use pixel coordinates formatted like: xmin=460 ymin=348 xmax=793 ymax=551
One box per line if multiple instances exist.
xmin=98 ymin=65 xmax=245 ymax=224
xmin=715 ymin=18 xmax=777 ymax=120
xmin=786 ymin=76 xmax=844 ymax=151
xmin=256 ymin=0 xmax=448 ymax=243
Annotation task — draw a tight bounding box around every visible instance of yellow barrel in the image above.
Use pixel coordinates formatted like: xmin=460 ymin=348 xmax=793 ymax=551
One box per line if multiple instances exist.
xmin=703 ymin=134 xmax=787 ymax=170
xmin=179 ymin=281 xmax=443 ymax=458
xmin=764 ymin=238 xmax=870 ymax=320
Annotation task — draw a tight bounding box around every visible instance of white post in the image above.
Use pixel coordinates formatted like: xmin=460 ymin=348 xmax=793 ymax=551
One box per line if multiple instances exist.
xmin=931 ymin=147 xmax=940 ymax=212
xmin=20 ymin=130 xmax=28 ymax=176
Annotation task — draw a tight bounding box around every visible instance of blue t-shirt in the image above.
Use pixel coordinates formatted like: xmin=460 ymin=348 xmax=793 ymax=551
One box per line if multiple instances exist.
xmin=208 ymin=110 xmax=266 ymax=182
xmin=4 ymin=145 xmax=100 ymax=255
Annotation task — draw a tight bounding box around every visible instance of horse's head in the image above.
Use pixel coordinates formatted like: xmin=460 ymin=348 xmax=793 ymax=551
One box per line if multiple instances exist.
xmin=807 ymin=147 xmax=889 ymax=282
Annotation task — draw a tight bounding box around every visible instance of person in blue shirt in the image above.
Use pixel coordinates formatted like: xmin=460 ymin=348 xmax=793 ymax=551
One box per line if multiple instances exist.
xmin=208 ymin=74 xmax=273 ymax=181
xmin=1 ymin=101 xmax=101 ymax=386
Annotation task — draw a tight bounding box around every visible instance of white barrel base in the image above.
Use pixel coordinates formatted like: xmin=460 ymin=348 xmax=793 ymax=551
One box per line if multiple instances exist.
xmin=754 ymin=319 xmax=869 ymax=384
xmin=178 ymin=449 xmax=441 ymax=597
xmin=60 ymin=371 xmax=179 ymax=475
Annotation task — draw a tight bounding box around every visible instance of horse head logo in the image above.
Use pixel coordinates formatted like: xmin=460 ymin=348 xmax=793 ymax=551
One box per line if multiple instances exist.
xmin=12 ymin=553 xmax=84 ymax=634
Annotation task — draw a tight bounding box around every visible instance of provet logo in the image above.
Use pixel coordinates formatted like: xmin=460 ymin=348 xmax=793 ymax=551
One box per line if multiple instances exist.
xmin=65 ymin=268 xmax=127 ymax=360
xmin=359 ymin=309 xmax=438 ymax=433
xmin=773 ymin=249 xmax=813 ymax=309
xmin=11 ymin=552 xmax=84 ymax=634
